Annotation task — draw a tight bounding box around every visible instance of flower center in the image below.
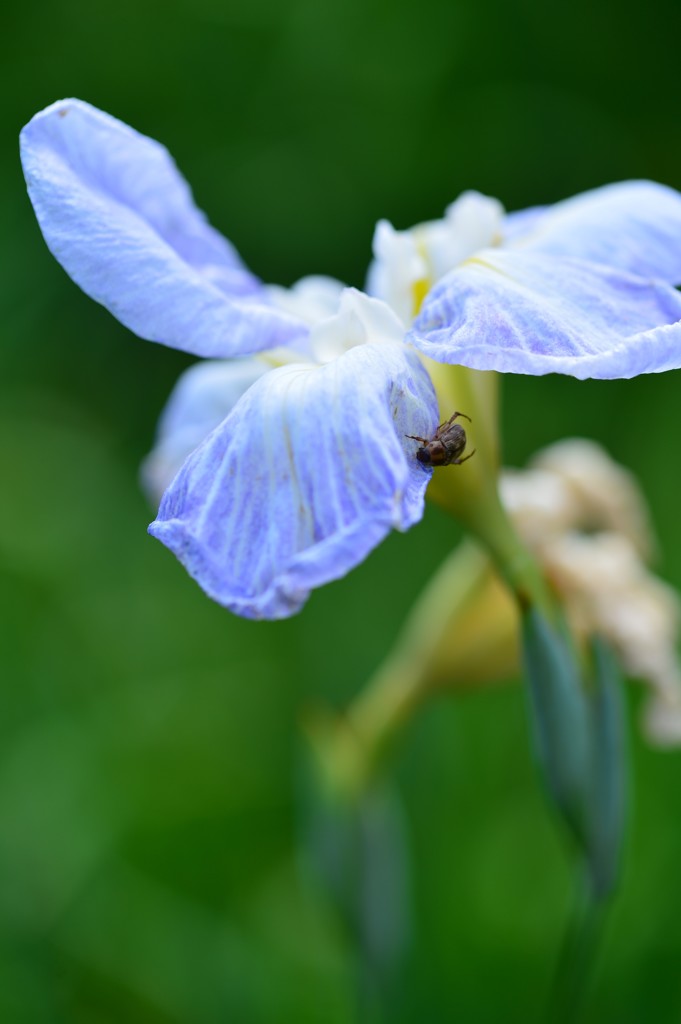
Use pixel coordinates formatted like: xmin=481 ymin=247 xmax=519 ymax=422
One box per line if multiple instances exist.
xmin=368 ymin=190 xmax=506 ymax=327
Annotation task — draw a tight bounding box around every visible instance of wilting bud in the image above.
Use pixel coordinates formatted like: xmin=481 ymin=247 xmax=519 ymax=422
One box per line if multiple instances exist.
xmin=532 ymin=438 xmax=654 ymax=558
xmin=501 ymin=440 xmax=681 ymax=746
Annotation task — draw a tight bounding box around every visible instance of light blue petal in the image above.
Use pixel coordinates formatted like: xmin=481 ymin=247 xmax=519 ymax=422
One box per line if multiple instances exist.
xmin=410 ymin=250 xmax=681 ymax=379
xmin=508 ymin=181 xmax=681 ymax=284
xmin=149 ymin=343 xmax=438 ymax=618
xmin=141 ymin=357 xmax=269 ymax=501
xmin=502 ymin=204 xmax=548 ymax=244
xmin=20 ymin=99 xmax=308 ymax=357
xmin=615 ymin=318 xmax=681 ymax=376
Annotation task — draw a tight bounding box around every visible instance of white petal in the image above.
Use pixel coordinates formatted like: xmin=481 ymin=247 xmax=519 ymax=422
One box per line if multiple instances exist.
xmin=366 ymin=220 xmax=427 ymax=327
xmin=308 ymin=288 xmax=406 ymax=362
xmin=427 ymin=191 xmax=505 ymax=279
xmin=265 ymin=275 xmax=347 ymax=327
xmin=366 ymin=192 xmax=505 ymax=327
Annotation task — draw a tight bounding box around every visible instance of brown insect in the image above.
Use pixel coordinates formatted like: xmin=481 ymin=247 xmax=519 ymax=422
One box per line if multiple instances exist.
xmin=406 ymin=412 xmax=476 ymax=467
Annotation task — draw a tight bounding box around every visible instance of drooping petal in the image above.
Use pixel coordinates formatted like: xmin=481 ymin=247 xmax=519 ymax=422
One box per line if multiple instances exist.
xmin=410 ymin=249 xmax=681 ymax=379
xmin=20 ymin=99 xmax=308 ymax=357
xmin=149 ymin=340 xmax=438 ymax=619
xmin=141 ymin=357 xmax=270 ymax=501
xmin=507 ymin=181 xmax=681 ymax=284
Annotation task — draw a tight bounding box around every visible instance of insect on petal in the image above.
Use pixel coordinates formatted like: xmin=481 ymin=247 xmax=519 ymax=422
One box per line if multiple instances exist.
xmin=149 ymin=341 xmax=438 ymax=619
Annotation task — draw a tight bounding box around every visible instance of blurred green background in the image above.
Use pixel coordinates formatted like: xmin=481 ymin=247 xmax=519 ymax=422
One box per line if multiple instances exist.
xmin=3 ymin=0 xmax=681 ymax=1020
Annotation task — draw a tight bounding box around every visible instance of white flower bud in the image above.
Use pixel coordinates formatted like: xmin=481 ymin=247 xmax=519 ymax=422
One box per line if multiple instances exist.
xmin=531 ymin=438 xmax=654 ymax=558
xmin=503 ymin=439 xmax=681 ymax=745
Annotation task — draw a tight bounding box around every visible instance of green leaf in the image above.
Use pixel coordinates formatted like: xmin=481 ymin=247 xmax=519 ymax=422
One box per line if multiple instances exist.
xmin=522 ymin=611 xmax=628 ymax=901
xmin=521 ymin=608 xmax=590 ymax=846
xmin=585 ymin=637 xmax=627 ymax=900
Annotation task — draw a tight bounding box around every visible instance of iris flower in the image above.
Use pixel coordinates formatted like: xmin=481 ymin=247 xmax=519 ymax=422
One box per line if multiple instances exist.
xmin=20 ymin=99 xmax=681 ymax=618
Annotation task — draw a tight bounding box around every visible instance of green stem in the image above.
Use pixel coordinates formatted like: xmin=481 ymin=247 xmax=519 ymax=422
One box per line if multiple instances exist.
xmin=463 ymin=485 xmax=552 ymax=614
xmin=344 ymin=542 xmax=490 ymax=776
xmin=423 ymin=362 xmax=554 ymax=618
xmin=548 ymin=871 xmax=608 ymax=1024
xmin=304 ymin=543 xmax=494 ymax=803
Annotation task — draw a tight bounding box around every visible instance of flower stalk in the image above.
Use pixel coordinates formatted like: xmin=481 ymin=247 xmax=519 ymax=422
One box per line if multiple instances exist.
xmin=425 ymin=361 xmax=554 ymax=617
xmin=303 ymin=540 xmax=519 ymax=801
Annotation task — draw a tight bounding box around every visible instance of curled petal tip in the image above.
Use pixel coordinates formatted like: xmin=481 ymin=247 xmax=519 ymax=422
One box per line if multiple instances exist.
xmin=20 ymin=98 xmax=308 ymax=358
xmin=410 ymin=250 xmax=681 ymax=379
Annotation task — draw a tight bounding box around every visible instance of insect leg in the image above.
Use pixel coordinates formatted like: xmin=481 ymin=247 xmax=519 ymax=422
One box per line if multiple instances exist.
xmin=434 ymin=411 xmax=471 ymax=437
xmin=452 ymin=449 xmax=476 ymax=465
xmin=405 ymin=434 xmax=430 ymax=444
xmin=446 ymin=411 xmax=471 ymax=426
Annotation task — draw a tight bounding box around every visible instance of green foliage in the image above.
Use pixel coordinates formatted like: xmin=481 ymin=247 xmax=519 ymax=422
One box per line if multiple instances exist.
xmin=522 ymin=609 xmax=592 ymax=847
xmin=522 ymin=612 xmax=627 ymax=895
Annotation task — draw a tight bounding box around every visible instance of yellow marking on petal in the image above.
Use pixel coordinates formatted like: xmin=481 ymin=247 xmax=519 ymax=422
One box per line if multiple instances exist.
xmin=257 ymin=347 xmax=315 ymax=369
xmin=411 ymin=277 xmax=430 ymax=317
xmin=462 ymin=254 xmax=516 ymax=282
